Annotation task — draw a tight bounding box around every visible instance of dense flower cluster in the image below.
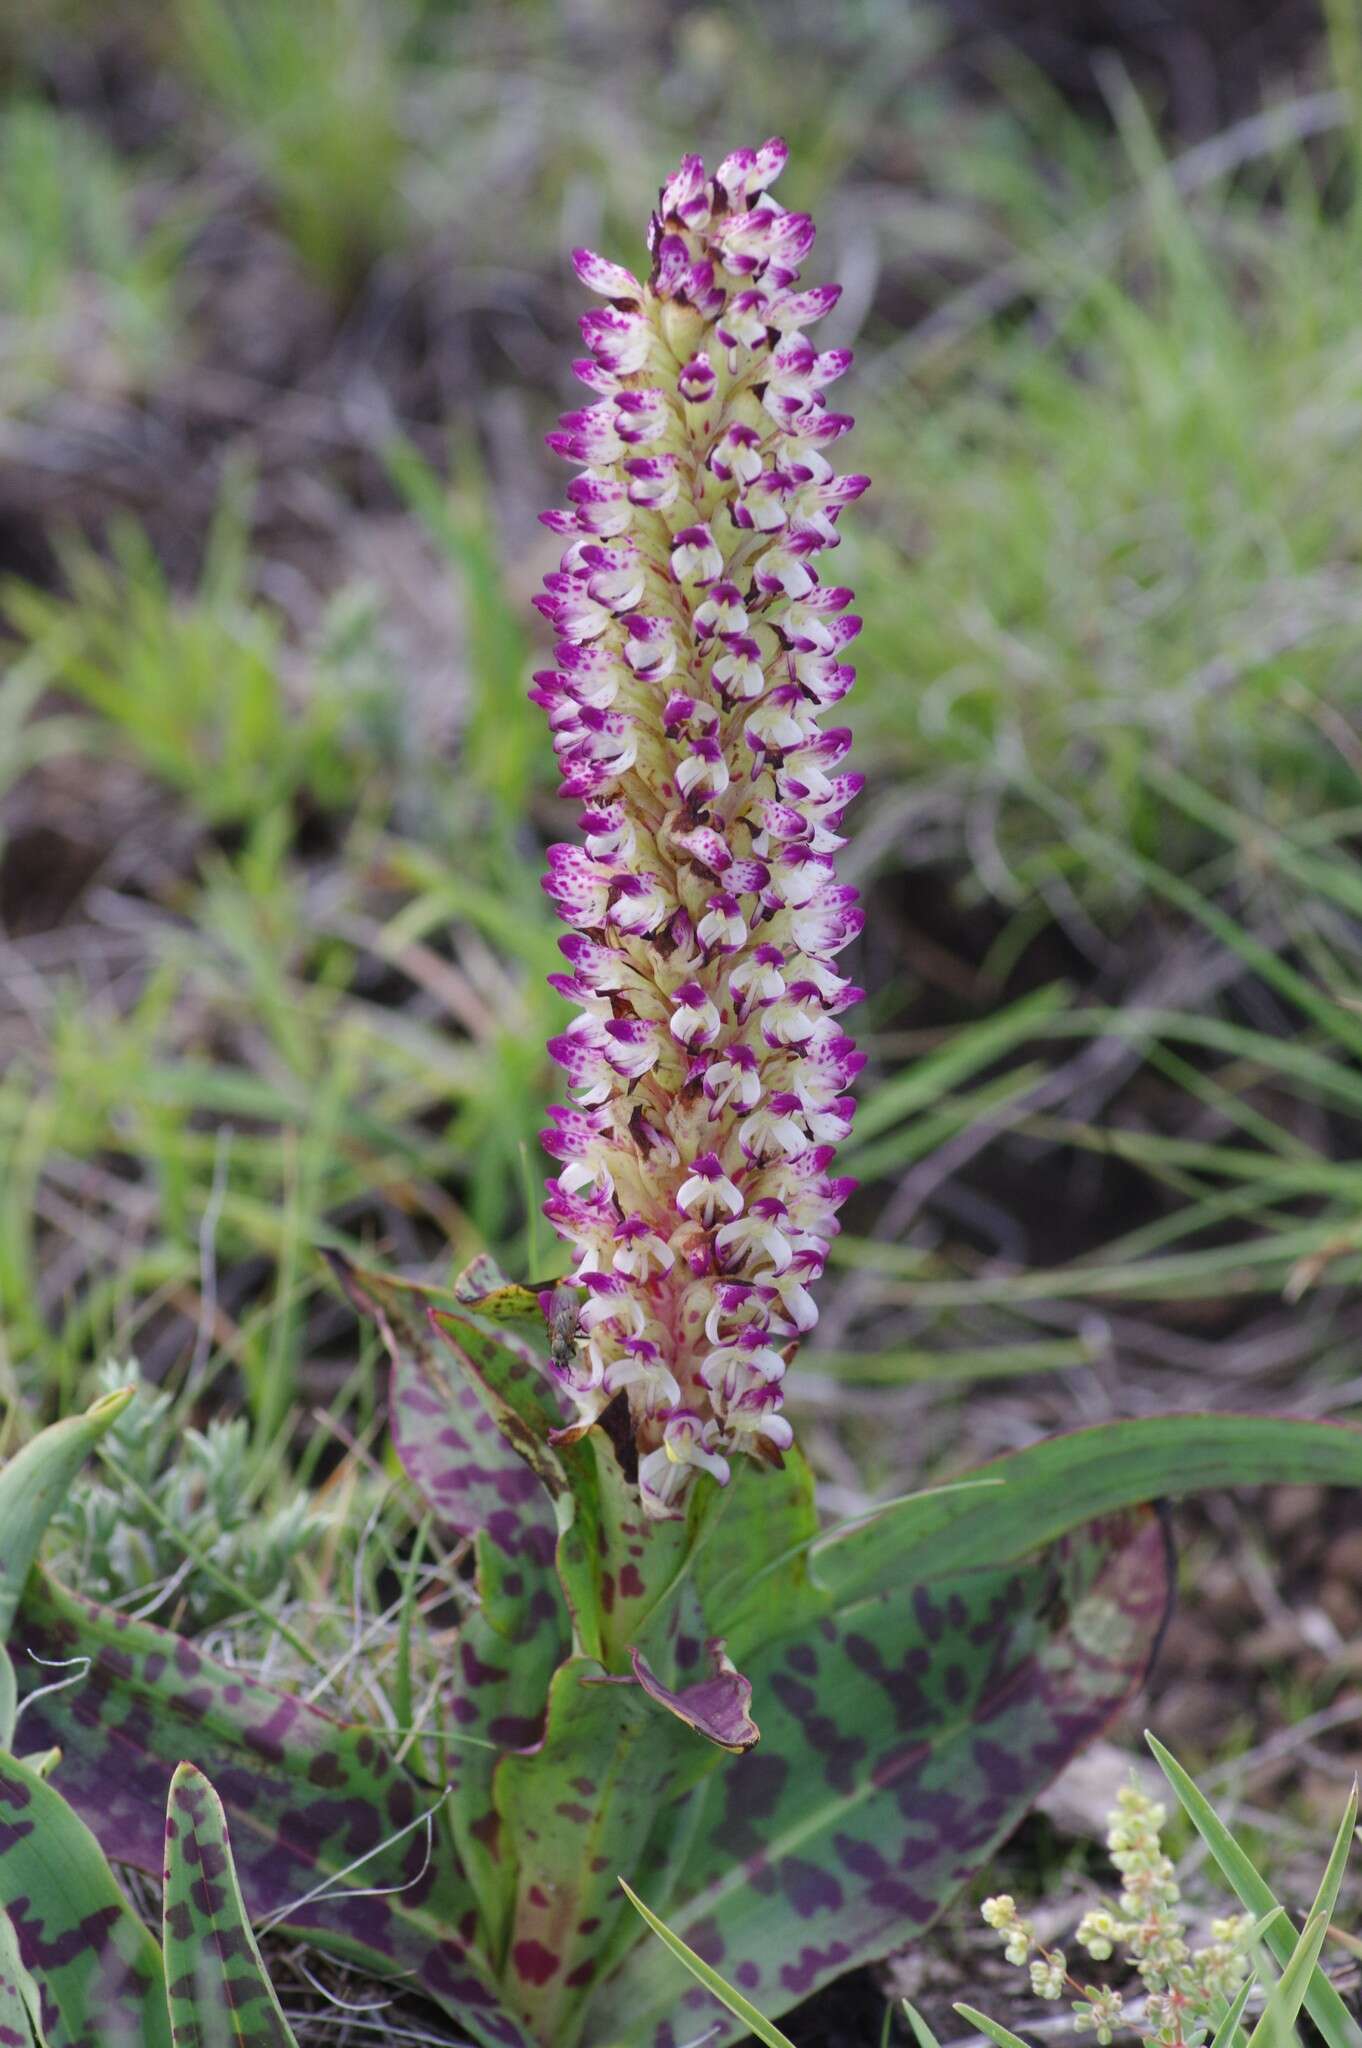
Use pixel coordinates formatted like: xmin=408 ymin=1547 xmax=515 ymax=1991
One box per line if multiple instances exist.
xmin=982 ymin=1786 xmax=1252 ymax=2048
xmin=533 ymin=138 xmax=866 ymax=1517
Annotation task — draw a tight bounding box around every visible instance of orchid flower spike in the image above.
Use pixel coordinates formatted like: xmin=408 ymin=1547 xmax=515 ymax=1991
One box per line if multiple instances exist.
xmin=535 ymin=139 xmax=866 ymax=1517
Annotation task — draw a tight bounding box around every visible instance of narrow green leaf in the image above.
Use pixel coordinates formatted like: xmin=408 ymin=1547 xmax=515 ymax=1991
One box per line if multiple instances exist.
xmin=0 ymin=1747 xmax=169 ymax=2047
xmin=812 ymin=1416 xmax=1362 ymax=1598
xmin=1147 ymin=1736 xmax=1362 ymax=2048
xmin=0 ymin=1645 xmax=15 ymax=1750
xmin=1245 ymin=1913 xmax=1330 ymax=2048
xmin=619 ymin=1880 xmax=798 ymax=2048
xmin=953 ymin=2002 xmax=1033 ymax=2048
xmin=1208 ymin=1973 xmax=1256 ymax=2048
xmin=0 ymin=1387 xmax=134 ymax=1636
xmin=806 ymin=1341 xmax=1090 ymax=1385
xmin=163 ymin=1762 xmax=299 ymax=2047
xmin=1303 ymin=1778 xmax=1358 ymax=1945
xmin=902 ymin=2000 xmax=944 ymax=2048
xmin=0 ymin=1904 xmax=47 ymax=2046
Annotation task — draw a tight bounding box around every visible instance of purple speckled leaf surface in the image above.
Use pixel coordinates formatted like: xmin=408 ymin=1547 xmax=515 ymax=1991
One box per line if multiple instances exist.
xmin=591 ymin=1509 xmax=1171 ymax=2048
xmin=326 ymin=1253 xmax=558 ymax=1566
xmin=0 ymin=1897 xmax=45 ymax=2047
xmin=162 ymin=1763 xmax=298 ymax=2047
xmin=443 ymin=1528 xmax=570 ymax=1956
xmin=555 ymin=1429 xmax=695 ymax=1671
xmin=12 ymin=1571 xmax=531 ymax=2048
xmin=493 ymin=1651 xmax=733 ymax=2048
xmin=0 ymin=1744 xmax=169 ymax=2048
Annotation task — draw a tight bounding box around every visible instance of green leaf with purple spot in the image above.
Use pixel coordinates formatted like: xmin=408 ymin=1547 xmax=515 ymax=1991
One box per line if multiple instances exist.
xmin=427 ymin=1314 xmax=694 ymax=1671
xmin=11 ymin=1571 xmax=532 ymax=2048
xmin=444 ymin=1528 xmax=569 ymax=1959
xmin=591 ymin=1508 xmax=1171 ymax=2048
xmin=0 ymin=1903 xmax=47 ymax=2046
xmin=427 ymin=1307 xmax=569 ymax=1509
xmin=453 ymin=1254 xmax=546 ymax=1326
xmin=553 ymin=1430 xmax=695 ymax=1670
xmin=493 ymin=1650 xmax=735 ymax=2048
xmin=325 ymin=1252 xmax=559 ymax=1565
xmin=162 ymin=1762 xmax=299 ymax=2048
xmin=0 ymin=1745 xmax=170 ymax=2048
xmin=692 ymin=1452 xmax=821 ymax=1665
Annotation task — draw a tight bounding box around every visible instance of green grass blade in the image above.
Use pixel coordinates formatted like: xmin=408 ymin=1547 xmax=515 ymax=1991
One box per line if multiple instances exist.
xmin=902 ymin=2001 xmax=945 ymax=2048
xmin=1245 ymin=1913 xmax=1330 ymax=2048
xmin=618 ymin=1879 xmax=798 ymax=2048
xmin=1303 ymin=1779 xmax=1358 ymax=1945
xmin=1208 ymin=1972 xmax=1257 ymax=2048
xmin=804 ymin=1340 xmax=1091 ymax=1385
xmin=846 ymin=985 xmax=1068 ymax=1153
xmin=953 ymin=2002 xmax=1033 ymax=2048
xmin=1147 ymin=1736 xmax=1362 ymax=2048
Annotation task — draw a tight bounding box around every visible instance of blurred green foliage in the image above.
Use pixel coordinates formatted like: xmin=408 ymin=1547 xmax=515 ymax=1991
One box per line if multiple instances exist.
xmin=0 ymin=100 xmax=187 ymax=414
xmin=3 ymin=0 xmax=1362 ymax=1496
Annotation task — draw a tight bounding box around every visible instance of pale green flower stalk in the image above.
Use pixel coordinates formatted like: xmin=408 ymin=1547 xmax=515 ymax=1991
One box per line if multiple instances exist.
xmin=534 ymin=140 xmax=866 ymax=1516
xmin=981 ymin=1785 xmax=1252 ymax=2048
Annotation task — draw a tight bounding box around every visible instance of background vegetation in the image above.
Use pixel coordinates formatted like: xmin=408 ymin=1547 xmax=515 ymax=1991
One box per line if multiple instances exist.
xmin=3 ymin=0 xmax=1362 ymax=2039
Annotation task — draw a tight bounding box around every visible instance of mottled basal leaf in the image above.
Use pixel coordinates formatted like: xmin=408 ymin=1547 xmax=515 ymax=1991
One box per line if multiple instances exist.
xmin=163 ymin=1763 xmax=298 ymax=2047
xmin=427 ymin=1326 xmax=705 ymax=1952
xmin=12 ymin=1572 xmax=531 ymax=2048
xmin=326 ymin=1253 xmax=558 ymax=1566
xmin=0 ymin=1389 xmax=134 ymax=1638
xmin=0 ymin=1903 xmax=47 ymax=2046
xmin=428 ymin=1312 xmax=646 ymax=1665
xmin=556 ymin=1431 xmax=695 ymax=1672
xmin=444 ymin=1529 xmax=569 ymax=1960
xmin=330 ymin=1260 xmax=575 ymax=1947
xmin=494 ymin=1654 xmax=732 ymax=2048
xmin=428 ymin=1308 xmax=568 ymax=1506
xmin=811 ymin=1415 xmax=1362 ymax=1599
xmin=454 ymin=1255 xmax=545 ymax=1326
xmin=592 ymin=1510 xmax=1171 ymax=2048
xmin=0 ymin=1745 xmax=169 ymax=2048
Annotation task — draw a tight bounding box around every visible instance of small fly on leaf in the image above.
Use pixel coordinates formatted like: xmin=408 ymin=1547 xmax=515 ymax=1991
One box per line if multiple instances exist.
xmin=453 ymin=1254 xmax=582 ymax=1362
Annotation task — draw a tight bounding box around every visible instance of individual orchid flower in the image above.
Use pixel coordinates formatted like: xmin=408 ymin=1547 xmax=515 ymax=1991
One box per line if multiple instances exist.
xmin=535 ymin=137 xmax=866 ymax=1516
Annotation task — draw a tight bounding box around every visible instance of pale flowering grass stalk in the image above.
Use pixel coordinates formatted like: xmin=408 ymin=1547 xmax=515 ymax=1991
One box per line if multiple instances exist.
xmin=533 ymin=138 xmax=867 ymax=1516
xmin=981 ymin=1785 xmax=1253 ymax=2048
